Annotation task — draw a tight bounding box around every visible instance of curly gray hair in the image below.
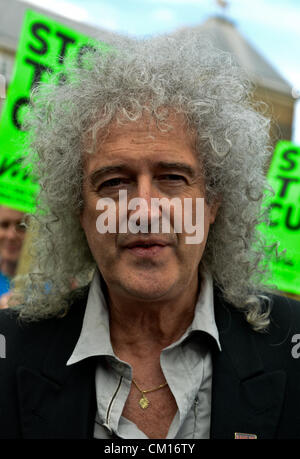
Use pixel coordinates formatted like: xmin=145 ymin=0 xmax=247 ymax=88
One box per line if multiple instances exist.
xmin=14 ymin=31 xmax=275 ymax=330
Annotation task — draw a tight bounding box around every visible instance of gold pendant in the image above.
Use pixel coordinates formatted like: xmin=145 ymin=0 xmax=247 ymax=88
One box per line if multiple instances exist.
xmin=139 ymin=394 xmax=149 ymax=409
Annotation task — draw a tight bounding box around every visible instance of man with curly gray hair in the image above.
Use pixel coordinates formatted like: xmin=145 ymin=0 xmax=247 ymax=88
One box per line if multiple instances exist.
xmin=0 ymin=32 xmax=299 ymax=440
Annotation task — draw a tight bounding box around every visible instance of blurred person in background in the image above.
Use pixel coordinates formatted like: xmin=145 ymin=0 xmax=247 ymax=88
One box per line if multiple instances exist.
xmin=0 ymin=205 xmax=26 ymax=307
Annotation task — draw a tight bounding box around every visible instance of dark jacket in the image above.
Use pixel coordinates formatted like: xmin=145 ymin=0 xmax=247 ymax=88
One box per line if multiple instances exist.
xmin=0 ymin=286 xmax=300 ymax=439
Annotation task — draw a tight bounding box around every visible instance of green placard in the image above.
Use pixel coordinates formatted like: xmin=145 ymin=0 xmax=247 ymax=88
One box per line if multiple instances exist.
xmin=258 ymin=140 xmax=300 ymax=295
xmin=0 ymin=9 xmax=110 ymax=213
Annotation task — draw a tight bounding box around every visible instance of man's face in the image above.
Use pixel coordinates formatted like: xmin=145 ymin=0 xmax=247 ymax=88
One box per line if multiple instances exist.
xmin=0 ymin=206 xmax=26 ymax=264
xmin=80 ymin=114 xmax=219 ymax=302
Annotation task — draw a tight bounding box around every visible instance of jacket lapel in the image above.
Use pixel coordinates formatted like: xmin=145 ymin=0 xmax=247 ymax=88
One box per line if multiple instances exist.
xmin=210 ymin=288 xmax=286 ymax=439
xmin=16 ymin=285 xmax=287 ymax=439
xmin=17 ymin=289 xmax=97 ymax=439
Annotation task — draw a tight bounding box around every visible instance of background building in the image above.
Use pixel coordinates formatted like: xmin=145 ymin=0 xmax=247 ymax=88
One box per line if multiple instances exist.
xmin=182 ymin=16 xmax=295 ymax=143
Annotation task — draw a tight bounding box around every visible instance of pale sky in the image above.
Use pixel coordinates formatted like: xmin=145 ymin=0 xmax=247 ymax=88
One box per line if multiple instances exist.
xmin=21 ymin=0 xmax=300 ymax=144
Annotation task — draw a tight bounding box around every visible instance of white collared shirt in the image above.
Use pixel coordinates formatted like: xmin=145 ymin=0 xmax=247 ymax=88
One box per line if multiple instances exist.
xmin=67 ymin=269 xmax=221 ymax=439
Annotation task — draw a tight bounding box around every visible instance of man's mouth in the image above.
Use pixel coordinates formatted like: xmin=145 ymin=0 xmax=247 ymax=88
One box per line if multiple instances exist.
xmin=123 ymin=239 xmax=170 ymax=257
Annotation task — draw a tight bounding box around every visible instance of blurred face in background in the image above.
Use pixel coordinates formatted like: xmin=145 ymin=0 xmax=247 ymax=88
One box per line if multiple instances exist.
xmin=0 ymin=206 xmax=26 ymax=264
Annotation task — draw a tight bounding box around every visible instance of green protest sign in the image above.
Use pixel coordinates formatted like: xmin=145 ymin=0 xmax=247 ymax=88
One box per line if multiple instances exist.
xmin=0 ymin=9 xmax=110 ymax=213
xmin=258 ymin=140 xmax=300 ymax=295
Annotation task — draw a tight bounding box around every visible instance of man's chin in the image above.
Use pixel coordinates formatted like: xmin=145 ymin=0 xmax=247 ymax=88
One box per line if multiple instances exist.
xmin=101 ymin=263 xmax=180 ymax=301
xmin=118 ymin=276 xmax=177 ymax=302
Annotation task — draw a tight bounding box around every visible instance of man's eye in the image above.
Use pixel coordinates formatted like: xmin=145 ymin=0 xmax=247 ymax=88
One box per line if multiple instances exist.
xmin=159 ymin=174 xmax=187 ymax=183
xmin=99 ymin=178 xmax=129 ymax=189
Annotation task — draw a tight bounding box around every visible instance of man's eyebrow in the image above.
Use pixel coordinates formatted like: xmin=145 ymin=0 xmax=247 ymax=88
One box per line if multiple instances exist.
xmin=156 ymin=161 xmax=197 ymax=178
xmin=88 ymin=161 xmax=198 ymax=187
xmin=88 ymin=165 xmax=128 ymax=187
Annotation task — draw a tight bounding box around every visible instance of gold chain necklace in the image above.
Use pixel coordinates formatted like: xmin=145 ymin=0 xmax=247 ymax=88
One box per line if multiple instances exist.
xmin=132 ymin=378 xmax=168 ymax=409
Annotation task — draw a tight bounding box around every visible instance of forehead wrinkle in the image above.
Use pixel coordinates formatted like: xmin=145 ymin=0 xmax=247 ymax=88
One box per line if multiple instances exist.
xmin=92 ymin=112 xmax=196 ymax=149
xmin=83 ymin=115 xmax=201 ymax=181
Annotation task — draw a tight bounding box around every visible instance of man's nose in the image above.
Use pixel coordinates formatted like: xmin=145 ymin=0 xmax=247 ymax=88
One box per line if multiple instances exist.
xmin=129 ymin=175 xmax=161 ymax=223
xmin=137 ymin=175 xmax=155 ymax=206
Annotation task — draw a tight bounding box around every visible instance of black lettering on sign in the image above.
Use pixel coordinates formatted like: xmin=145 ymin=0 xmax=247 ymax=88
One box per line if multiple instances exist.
xmin=29 ymin=22 xmax=51 ymax=55
xmin=280 ymin=149 xmax=299 ymax=172
xmin=25 ymin=58 xmax=53 ymax=89
xmin=0 ymin=158 xmax=15 ymax=175
xmin=12 ymin=97 xmax=30 ymax=130
xmin=285 ymin=205 xmax=300 ymax=231
xmin=77 ymin=44 xmax=97 ymax=68
xmin=276 ymin=175 xmax=299 ymax=198
xmin=0 ymin=157 xmax=31 ymax=182
xmin=268 ymin=202 xmax=282 ymax=227
xmin=56 ymin=31 xmax=76 ymax=64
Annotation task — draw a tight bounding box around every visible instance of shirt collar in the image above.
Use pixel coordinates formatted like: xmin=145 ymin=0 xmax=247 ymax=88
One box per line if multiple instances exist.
xmin=67 ymin=268 xmax=221 ymax=366
xmin=66 ymin=269 xmax=113 ymax=365
xmin=190 ymin=268 xmax=222 ymax=350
